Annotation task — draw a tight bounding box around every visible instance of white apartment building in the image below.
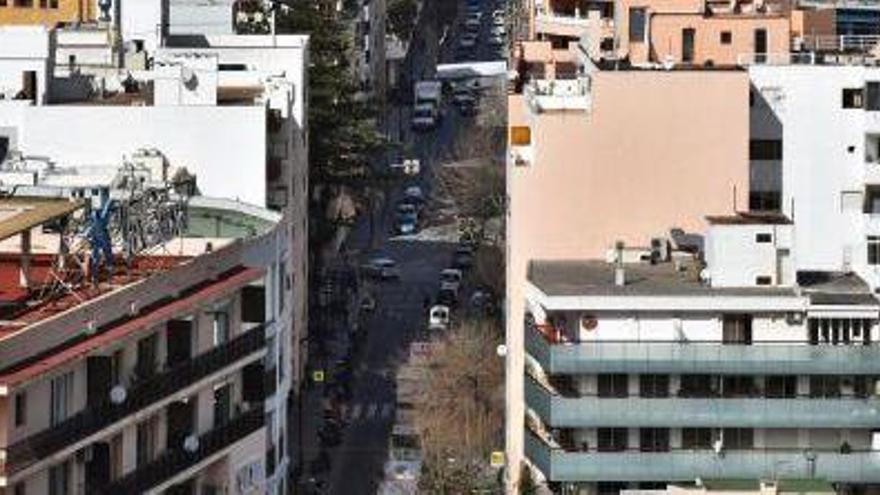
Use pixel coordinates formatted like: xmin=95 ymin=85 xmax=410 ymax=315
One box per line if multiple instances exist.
xmin=524 ymin=213 xmax=880 ymax=494
xmin=749 ymin=62 xmax=880 ymax=291
xmin=0 ymin=27 xmax=310 ymax=392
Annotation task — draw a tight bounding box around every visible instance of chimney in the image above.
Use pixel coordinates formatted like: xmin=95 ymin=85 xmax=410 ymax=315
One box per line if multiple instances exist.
xmin=614 ymin=240 xmax=626 ymax=286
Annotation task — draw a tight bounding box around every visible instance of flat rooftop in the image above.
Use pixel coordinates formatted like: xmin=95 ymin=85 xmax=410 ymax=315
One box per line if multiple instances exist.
xmin=528 ymin=260 xmax=796 ymax=298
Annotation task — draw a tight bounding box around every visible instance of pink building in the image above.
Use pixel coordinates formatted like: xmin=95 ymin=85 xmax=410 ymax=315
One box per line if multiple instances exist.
xmin=527 ymin=0 xmax=792 ymax=66
xmin=505 ymin=44 xmax=751 ymax=490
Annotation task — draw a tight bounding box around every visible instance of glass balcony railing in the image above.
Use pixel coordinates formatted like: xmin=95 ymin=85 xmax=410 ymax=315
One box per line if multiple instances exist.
xmin=525 ymin=377 xmax=880 ymax=428
xmin=526 ymin=323 xmax=880 ymax=375
xmin=525 ymin=430 xmax=880 ymax=483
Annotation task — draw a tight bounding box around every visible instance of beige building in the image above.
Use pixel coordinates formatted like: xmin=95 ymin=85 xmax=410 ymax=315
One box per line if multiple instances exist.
xmin=505 ymin=41 xmax=751 ymax=491
xmin=0 ymin=196 xmax=293 ymax=495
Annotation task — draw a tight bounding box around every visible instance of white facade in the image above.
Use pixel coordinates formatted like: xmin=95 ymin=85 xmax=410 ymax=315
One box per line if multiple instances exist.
xmin=749 ymin=64 xmax=880 ymax=288
xmin=705 ymin=221 xmax=794 ymax=288
xmin=0 ymin=26 xmax=51 ymax=104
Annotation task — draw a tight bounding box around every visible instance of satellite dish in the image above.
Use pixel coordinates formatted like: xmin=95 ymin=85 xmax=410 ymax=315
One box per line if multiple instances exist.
xmin=496 ymin=344 xmax=507 ymax=357
xmin=183 ymin=435 xmax=200 ymax=453
xmin=580 ymin=314 xmax=598 ymax=330
xmin=181 ymin=68 xmax=198 ymax=91
xmin=109 ymin=385 xmax=127 ymax=404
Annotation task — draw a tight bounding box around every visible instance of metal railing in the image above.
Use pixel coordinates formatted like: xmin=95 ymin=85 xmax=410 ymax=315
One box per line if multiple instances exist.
xmin=526 ymin=323 xmax=880 ymax=375
xmin=97 ymin=405 xmax=265 ymax=494
xmin=796 ymin=35 xmax=880 ymax=53
xmin=7 ymin=323 xmax=268 ymax=474
xmin=525 ymin=376 xmax=880 ymax=429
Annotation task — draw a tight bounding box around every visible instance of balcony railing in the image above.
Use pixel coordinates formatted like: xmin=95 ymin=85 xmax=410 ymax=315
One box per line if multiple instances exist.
xmin=7 ymin=323 xmax=268 ymax=474
xmin=526 ymin=323 xmax=880 ymax=375
xmin=525 ymin=377 xmax=880 ymax=429
xmin=97 ymin=405 xmax=265 ymax=494
xmin=525 ymin=430 xmax=880 ymax=483
xmin=524 ymin=78 xmax=591 ymax=113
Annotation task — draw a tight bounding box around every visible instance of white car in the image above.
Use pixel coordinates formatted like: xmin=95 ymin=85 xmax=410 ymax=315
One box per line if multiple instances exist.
xmin=491 ymin=24 xmax=506 ymax=37
xmin=428 ymin=305 xmax=450 ymax=331
xmin=390 ymin=158 xmax=420 ymax=176
xmin=490 ymin=34 xmax=505 ymax=47
xmin=439 ymin=268 xmax=463 ymax=293
xmin=404 ymin=186 xmax=424 ymax=202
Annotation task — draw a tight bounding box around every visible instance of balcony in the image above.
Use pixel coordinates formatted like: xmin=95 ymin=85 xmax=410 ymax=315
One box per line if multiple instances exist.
xmin=525 ymin=324 xmax=880 ymax=375
xmin=525 ymin=377 xmax=880 ymax=429
xmin=524 ymin=78 xmax=591 ymax=113
xmin=97 ymin=405 xmax=265 ymax=494
xmin=7 ymin=323 xmax=268 ymax=475
xmin=525 ymin=431 xmax=880 ymax=483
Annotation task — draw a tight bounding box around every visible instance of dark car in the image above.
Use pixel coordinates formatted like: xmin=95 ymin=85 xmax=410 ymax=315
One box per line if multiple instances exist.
xmin=437 ymin=287 xmax=458 ymax=307
xmin=452 ymin=245 xmax=475 ymax=269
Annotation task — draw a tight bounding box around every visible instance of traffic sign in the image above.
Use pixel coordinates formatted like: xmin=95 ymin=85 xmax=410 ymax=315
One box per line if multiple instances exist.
xmin=490 ymin=451 xmax=505 ymax=468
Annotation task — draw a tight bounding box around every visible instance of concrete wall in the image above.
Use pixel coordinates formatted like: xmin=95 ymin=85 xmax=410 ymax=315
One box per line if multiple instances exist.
xmin=506 ymin=69 xmax=750 ymax=489
xmin=0 ymin=104 xmax=267 ymax=206
xmin=706 ymin=223 xmax=794 ymax=287
xmin=790 ymin=7 xmax=835 ymax=39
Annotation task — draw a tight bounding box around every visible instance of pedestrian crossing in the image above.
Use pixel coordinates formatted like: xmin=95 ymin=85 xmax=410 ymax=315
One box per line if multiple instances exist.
xmin=339 ymin=402 xmax=396 ymax=422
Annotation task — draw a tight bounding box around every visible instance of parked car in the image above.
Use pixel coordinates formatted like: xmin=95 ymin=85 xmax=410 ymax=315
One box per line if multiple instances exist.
xmin=439 ymin=268 xmax=463 ymax=293
xmin=404 ymin=185 xmax=425 ymax=203
xmin=390 ymin=158 xmax=420 ymax=176
xmin=452 ymin=84 xmax=477 ymax=106
xmin=437 ymin=287 xmax=458 ymax=307
xmin=452 ymin=245 xmax=475 ymax=269
xmin=361 ymin=257 xmax=401 ymax=280
xmin=458 ymin=99 xmax=478 ymax=117
xmin=396 ymin=215 xmax=417 ymax=235
xmin=428 ymin=305 xmax=450 ymax=331
xmin=490 ymin=33 xmax=505 ymax=47
xmin=460 ymin=31 xmax=478 ymax=48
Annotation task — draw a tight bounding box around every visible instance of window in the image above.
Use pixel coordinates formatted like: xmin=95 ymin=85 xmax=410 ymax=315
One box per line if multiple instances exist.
xmin=639 ymin=428 xmax=670 ymax=452
xmin=750 ymin=139 xmax=783 ymax=160
xmin=722 ymin=376 xmax=755 ymax=397
xmin=135 ymin=333 xmax=158 ymax=379
xmin=14 ymin=391 xmax=26 ymax=426
xmin=639 ymin=374 xmax=669 ymax=398
xmin=48 ymin=461 xmax=69 ymax=495
xmin=869 ymin=236 xmax=880 ymax=265
xmin=629 ymin=8 xmax=646 ymax=42
xmin=597 ymin=428 xmax=628 ymax=452
xmin=14 ymin=0 xmax=33 ymax=6
xmin=682 ymin=428 xmax=713 ymax=449
xmin=213 ymin=309 xmax=229 ymax=345
xmin=38 ymin=0 xmax=45 ymax=6
xmin=136 ymin=416 xmax=159 ymax=467
xmin=765 ymin=376 xmax=797 ymax=398
xmin=49 ymin=0 xmax=56 ymax=7
xmin=50 ymin=372 xmax=73 ymax=426
xmin=723 ymin=428 xmax=754 ymax=450
xmin=680 ymin=375 xmax=716 ymax=397
xmin=277 ymin=261 xmax=286 ymax=312
xmin=756 ymin=233 xmax=772 ymax=243
xmin=810 ymin=318 xmax=874 ymax=345
xmin=510 ymin=126 xmax=531 ymax=146
xmin=843 ymin=88 xmax=864 ymax=109
xmin=14 ymin=482 xmax=25 ymax=495
xmin=682 ymin=28 xmax=696 ymax=63
xmin=867 ymin=82 xmax=880 ymax=111
xmin=722 ymin=314 xmax=752 ymax=344
xmin=598 ymin=374 xmax=629 ymax=398
xmin=750 ymin=191 xmax=781 ymax=212
xmin=810 ymin=375 xmax=841 ymax=398
xmin=755 ymin=276 xmax=772 ymax=285
xmin=720 ymin=31 xmax=732 ymax=44
xmin=0 ymin=0 xmax=7 ymax=7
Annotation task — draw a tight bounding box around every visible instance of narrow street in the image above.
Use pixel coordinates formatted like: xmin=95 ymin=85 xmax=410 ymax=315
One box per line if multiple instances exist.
xmin=296 ymin=0 xmax=506 ymax=492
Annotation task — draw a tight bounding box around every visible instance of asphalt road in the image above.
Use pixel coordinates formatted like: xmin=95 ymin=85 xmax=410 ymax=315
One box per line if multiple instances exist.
xmin=301 ymin=1 xmax=504 ymax=492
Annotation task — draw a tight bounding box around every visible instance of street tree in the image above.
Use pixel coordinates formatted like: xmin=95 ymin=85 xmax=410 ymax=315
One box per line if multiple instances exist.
xmin=413 ymin=318 xmax=504 ymax=493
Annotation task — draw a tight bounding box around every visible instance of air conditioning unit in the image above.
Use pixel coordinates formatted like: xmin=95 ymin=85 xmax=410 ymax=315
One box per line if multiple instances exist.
xmin=183 ymin=434 xmax=200 ymax=453
xmin=109 ymin=385 xmax=127 ymax=404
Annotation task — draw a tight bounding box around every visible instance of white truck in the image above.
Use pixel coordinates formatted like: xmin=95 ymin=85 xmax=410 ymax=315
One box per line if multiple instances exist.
xmin=411 ymin=80 xmax=442 ymax=130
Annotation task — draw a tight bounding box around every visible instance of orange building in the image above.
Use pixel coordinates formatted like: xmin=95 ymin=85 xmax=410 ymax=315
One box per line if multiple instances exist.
xmin=0 ymin=0 xmax=95 ymax=27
